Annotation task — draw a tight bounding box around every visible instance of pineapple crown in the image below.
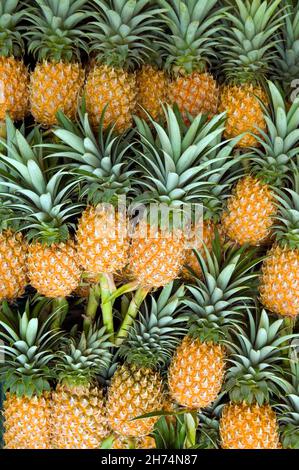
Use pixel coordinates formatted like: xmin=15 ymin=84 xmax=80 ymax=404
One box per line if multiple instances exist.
xmin=225 ymin=308 xmax=298 ymax=405
xmin=272 ymin=168 xmax=299 ymax=249
xmin=221 ymin=0 xmax=283 ymax=84
xmin=49 ymin=107 xmax=134 ymax=206
xmin=88 ymin=0 xmax=163 ymax=69
xmin=55 ymin=324 xmax=112 ymax=387
xmin=26 ymin=0 xmax=89 ymax=61
xmin=0 ymin=0 xmax=27 ymax=57
xmin=157 ymin=0 xmax=226 ymax=74
xmin=0 ymin=117 xmax=82 ymax=244
xmin=153 ymin=414 xmax=192 ymax=450
xmin=249 ymin=81 xmax=299 ymax=185
xmin=133 ymin=106 xmax=231 ymax=228
xmin=272 ymin=0 xmax=299 ymax=91
xmin=0 ymin=301 xmax=61 ymax=397
xmin=119 ymin=282 xmax=187 ymax=368
xmin=184 ymin=239 xmax=260 ymax=344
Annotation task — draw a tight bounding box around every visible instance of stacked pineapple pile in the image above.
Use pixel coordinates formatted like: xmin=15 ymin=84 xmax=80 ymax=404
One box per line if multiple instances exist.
xmin=0 ymin=0 xmax=299 ymax=450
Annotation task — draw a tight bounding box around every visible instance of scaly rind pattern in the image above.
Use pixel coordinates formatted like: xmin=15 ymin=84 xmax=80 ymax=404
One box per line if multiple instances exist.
xmin=3 ymin=393 xmax=51 ymax=449
xmin=27 ymin=241 xmax=81 ymax=298
xmin=219 ymin=85 xmax=267 ymax=147
xmin=0 ymin=230 xmax=27 ymax=300
xmin=136 ymin=65 xmax=168 ymax=120
xmin=77 ymin=206 xmax=129 ymax=275
xmin=168 ymin=72 xmax=219 ymax=120
xmin=30 ymin=61 xmax=85 ymax=126
xmin=222 ymin=175 xmax=276 ymax=246
xmin=220 ymin=402 xmax=280 ymax=449
xmin=107 ymin=364 xmax=164 ymax=437
xmin=259 ymin=245 xmax=299 ymax=317
xmin=129 ymin=223 xmax=185 ymax=288
xmin=0 ymin=57 xmax=29 ymax=121
xmin=85 ymin=65 xmax=136 ymax=132
xmin=168 ymin=336 xmax=226 ymax=409
xmin=51 ymin=385 xmax=109 ymax=449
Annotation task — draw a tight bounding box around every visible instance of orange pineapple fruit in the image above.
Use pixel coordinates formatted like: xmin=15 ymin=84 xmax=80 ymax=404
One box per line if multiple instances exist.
xmin=136 ymin=65 xmax=168 ymax=120
xmin=0 ymin=230 xmax=27 ymax=301
xmin=26 ymin=0 xmax=87 ymax=126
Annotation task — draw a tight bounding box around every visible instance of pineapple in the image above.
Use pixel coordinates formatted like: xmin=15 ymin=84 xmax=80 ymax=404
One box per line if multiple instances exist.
xmin=218 ymin=0 xmax=282 ymax=147
xmin=219 ymin=308 xmax=295 ymax=449
xmin=26 ymin=0 xmax=88 ymax=127
xmin=85 ymin=0 xmax=161 ymax=132
xmin=136 ymin=63 xmax=169 ymax=120
xmin=168 ymin=241 xmax=259 ymax=409
xmin=0 ymin=122 xmax=82 ymax=298
xmin=51 ymin=323 xmax=111 ymax=448
xmin=106 ymin=282 xmax=186 ymax=437
xmin=158 ymin=0 xmax=224 ymax=121
xmin=222 ymin=81 xmax=299 ymax=246
xmin=0 ymin=301 xmax=59 ymax=449
xmin=259 ymin=170 xmax=299 ymax=317
xmin=0 ymin=0 xmax=29 ymax=125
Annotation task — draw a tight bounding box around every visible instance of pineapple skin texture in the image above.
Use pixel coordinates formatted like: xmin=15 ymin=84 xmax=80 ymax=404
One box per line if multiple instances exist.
xmin=136 ymin=65 xmax=168 ymax=120
xmin=30 ymin=61 xmax=85 ymax=127
xmin=0 ymin=57 xmax=29 ymax=121
xmin=129 ymin=223 xmax=185 ymax=288
xmin=107 ymin=364 xmax=165 ymax=438
xmin=76 ymin=206 xmax=129 ymax=275
xmin=27 ymin=240 xmax=81 ymax=298
xmin=3 ymin=393 xmax=51 ymax=449
xmin=51 ymin=385 xmax=109 ymax=449
xmin=219 ymin=84 xmax=267 ymax=147
xmin=0 ymin=230 xmax=28 ymax=301
xmin=220 ymin=402 xmax=280 ymax=449
xmin=168 ymin=336 xmax=226 ymax=409
xmin=221 ymin=176 xmax=276 ymax=246
xmin=259 ymin=245 xmax=299 ymax=317
xmin=85 ymin=65 xmax=136 ymax=132
xmin=168 ymin=72 xmax=219 ymax=120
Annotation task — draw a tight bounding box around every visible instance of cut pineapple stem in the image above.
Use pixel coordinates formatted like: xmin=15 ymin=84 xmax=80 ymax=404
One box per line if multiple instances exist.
xmin=100 ymin=273 xmax=115 ymax=340
xmin=83 ymin=283 xmax=101 ymax=333
xmin=103 ymin=280 xmax=140 ymax=304
xmin=0 ymin=121 xmax=6 ymax=139
xmin=115 ymin=287 xmax=150 ymax=347
xmin=51 ymin=297 xmax=69 ymax=329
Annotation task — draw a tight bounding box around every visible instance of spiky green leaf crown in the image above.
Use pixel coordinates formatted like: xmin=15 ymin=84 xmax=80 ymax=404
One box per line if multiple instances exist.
xmin=0 ymin=117 xmax=82 ymax=244
xmin=0 ymin=0 xmax=27 ymax=57
xmin=272 ymin=169 xmax=299 ymax=249
xmin=276 ymin=361 xmax=299 ymax=449
xmin=225 ymin=309 xmax=297 ymax=405
xmin=88 ymin=0 xmax=162 ymax=69
xmin=221 ymin=0 xmax=283 ymax=84
xmin=133 ymin=106 xmax=231 ymax=228
xmin=272 ymin=0 xmax=299 ymax=91
xmin=184 ymin=239 xmax=260 ymax=343
xmin=0 ymin=302 xmax=61 ymax=397
xmin=49 ymin=108 xmax=134 ymax=206
xmin=26 ymin=0 xmax=89 ymax=61
xmin=158 ymin=0 xmax=225 ymax=74
xmin=55 ymin=324 xmax=112 ymax=387
xmin=119 ymin=282 xmax=187 ymax=368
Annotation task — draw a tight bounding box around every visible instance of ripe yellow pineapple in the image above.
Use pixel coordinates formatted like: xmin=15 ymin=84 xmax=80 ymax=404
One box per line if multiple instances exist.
xmin=0 ymin=229 xmax=27 ymax=301
xmin=168 ymin=242 xmax=259 ymax=409
xmin=219 ymin=309 xmax=293 ymax=449
xmin=0 ymin=303 xmax=60 ymax=449
xmin=222 ymin=82 xmax=299 ymax=246
xmin=0 ymin=1 xmax=29 ymax=124
xmin=26 ymin=0 xmax=87 ymax=126
xmin=107 ymin=283 xmax=186 ymax=437
xmin=218 ymin=0 xmax=282 ymax=147
xmin=85 ymin=0 xmax=161 ymax=132
xmin=136 ymin=64 xmax=169 ymax=120
xmin=51 ymin=325 xmax=111 ymax=448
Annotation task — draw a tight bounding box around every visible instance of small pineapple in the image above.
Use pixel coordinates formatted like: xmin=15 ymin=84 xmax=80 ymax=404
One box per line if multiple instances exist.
xmin=0 ymin=301 xmax=59 ymax=449
xmin=106 ymin=282 xmax=186 ymax=438
xmin=26 ymin=0 xmax=88 ymax=126
xmin=51 ymin=324 xmax=112 ymax=448
xmin=168 ymin=241 xmax=259 ymax=409
xmin=85 ymin=0 xmax=161 ymax=132
xmin=222 ymin=81 xmax=299 ymax=246
xmin=218 ymin=0 xmax=282 ymax=147
xmin=0 ymin=0 xmax=29 ymax=124
xmin=219 ymin=309 xmax=295 ymax=449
